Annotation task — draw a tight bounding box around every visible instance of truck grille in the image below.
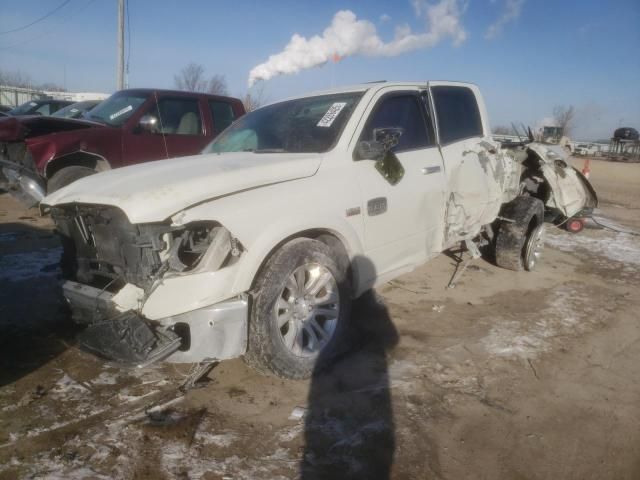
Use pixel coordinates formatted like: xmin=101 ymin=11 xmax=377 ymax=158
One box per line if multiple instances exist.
xmin=51 ymin=205 xmax=170 ymax=291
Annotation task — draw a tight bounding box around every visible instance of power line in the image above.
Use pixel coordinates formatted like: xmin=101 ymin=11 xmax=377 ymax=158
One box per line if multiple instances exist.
xmin=0 ymin=0 xmax=97 ymax=51
xmin=0 ymin=0 xmax=73 ymax=35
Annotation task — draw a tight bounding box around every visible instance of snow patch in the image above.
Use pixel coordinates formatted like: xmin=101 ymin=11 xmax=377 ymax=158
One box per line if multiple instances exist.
xmin=91 ymin=371 xmax=119 ymax=385
xmin=482 ymin=286 xmax=598 ymax=359
xmin=196 ymin=431 xmax=239 ymax=447
xmin=546 ymin=228 xmax=640 ymax=269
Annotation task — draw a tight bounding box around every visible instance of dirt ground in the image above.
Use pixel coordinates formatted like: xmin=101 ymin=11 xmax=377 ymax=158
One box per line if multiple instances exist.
xmin=0 ymin=157 xmax=639 ymax=480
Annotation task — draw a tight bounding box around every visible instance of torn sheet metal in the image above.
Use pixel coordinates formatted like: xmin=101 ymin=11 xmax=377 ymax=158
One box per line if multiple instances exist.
xmin=527 ymin=143 xmax=598 ymax=218
xmin=77 ymin=311 xmax=181 ymax=367
xmin=112 ymin=283 xmax=145 ymax=312
xmin=444 ymin=140 xmax=522 ymax=244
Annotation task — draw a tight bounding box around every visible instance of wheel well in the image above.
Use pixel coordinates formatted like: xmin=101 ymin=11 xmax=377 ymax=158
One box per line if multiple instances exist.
xmin=45 ymin=152 xmax=111 ymax=179
xmin=525 ymin=212 xmax=541 ymax=242
xmin=250 ymin=229 xmax=354 ymax=291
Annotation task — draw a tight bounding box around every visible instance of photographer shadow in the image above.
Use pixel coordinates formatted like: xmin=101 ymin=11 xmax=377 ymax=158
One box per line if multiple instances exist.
xmin=301 ymin=255 xmax=399 ymax=479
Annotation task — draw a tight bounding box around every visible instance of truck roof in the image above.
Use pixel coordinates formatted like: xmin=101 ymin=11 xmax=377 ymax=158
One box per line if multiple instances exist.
xmin=271 ymin=80 xmax=480 ymax=105
xmin=116 ymin=88 xmax=242 ymax=103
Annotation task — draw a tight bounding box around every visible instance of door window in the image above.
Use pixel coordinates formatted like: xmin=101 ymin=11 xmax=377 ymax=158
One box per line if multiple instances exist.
xmin=146 ymin=98 xmax=203 ymax=135
xmin=360 ymin=94 xmax=431 ymax=152
xmin=431 ymin=86 xmax=483 ymax=144
xmin=35 ymin=103 xmax=52 ymax=115
xmin=208 ymin=100 xmax=236 ymax=132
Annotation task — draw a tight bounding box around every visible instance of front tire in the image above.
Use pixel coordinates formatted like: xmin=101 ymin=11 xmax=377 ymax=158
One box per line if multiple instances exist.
xmin=244 ymin=238 xmax=351 ymax=379
xmin=48 ymin=166 xmax=96 ymax=193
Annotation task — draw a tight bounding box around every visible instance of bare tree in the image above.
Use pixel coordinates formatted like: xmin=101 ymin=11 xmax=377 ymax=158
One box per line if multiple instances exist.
xmin=174 ymin=63 xmax=228 ymax=95
xmin=492 ymin=125 xmax=513 ymax=135
xmin=553 ymin=105 xmax=575 ymax=136
xmin=39 ymin=82 xmax=66 ymax=92
xmin=0 ymin=69 xmax=32 ymax=88
xmin=0 ymin=69 xmax=66 ymax=92
xmin=207 ymin=74 xmax=228 ymax=95
xmin=174 ymin=63 xmax=207 ymax=92
xmin=242 ymin=83 xmax=268 ymax=112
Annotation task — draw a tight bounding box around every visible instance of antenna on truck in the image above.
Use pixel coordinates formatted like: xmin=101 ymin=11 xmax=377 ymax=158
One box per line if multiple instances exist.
xmin=154 ymin=91 xmax=170 ymax=159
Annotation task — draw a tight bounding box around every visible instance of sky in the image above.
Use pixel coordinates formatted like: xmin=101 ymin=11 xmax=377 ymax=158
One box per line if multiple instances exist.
xmin=1 ymin=0 xmax=639 ymax=140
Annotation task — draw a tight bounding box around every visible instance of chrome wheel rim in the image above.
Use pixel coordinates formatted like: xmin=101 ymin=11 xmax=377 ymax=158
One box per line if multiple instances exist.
xmin=275 ymin=263 xmax=340 ymax=357
xmin=524 ymin=224 xmax=545 ymax=271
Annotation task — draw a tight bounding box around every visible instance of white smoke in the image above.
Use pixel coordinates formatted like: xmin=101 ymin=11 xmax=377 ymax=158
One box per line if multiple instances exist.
xmin=485 ymin=0 xmax=525 ymax=39
xmin=248 ymin=0 xmax=467 ymax=86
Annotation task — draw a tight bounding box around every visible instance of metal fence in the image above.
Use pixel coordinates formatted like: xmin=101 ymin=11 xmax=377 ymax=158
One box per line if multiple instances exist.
xmin=0 ymin=85 xmax=48 ymax=107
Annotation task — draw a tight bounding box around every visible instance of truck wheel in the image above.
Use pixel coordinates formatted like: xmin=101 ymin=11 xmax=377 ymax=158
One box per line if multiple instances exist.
xmin=495 ymin=196 xmax=545 ymax=271
xmin=244 ymin=238 xmax=351 ymax=379
xmin=48 ymin=166 xmax=96 ymax=193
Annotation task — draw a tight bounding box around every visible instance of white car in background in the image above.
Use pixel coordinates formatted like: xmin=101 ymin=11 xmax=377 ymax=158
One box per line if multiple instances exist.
xmin=574 ymin=143 xmax=600 ymax=156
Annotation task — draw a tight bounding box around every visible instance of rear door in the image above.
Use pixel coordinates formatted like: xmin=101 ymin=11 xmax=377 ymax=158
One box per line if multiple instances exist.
xmin=429 ymin=82 xmax=503 ymax=246
xmin=207 ymin=99 xmax=238 ymax=137
xmin=352 ymin=87 xmax=446 ymax=282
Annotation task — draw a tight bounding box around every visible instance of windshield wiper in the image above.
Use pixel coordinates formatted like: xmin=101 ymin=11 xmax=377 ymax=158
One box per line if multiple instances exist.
xmin=252 ymin=148 xmax=287 ymax=153
xmin=86 ymin=114 xmax=107 ymax=124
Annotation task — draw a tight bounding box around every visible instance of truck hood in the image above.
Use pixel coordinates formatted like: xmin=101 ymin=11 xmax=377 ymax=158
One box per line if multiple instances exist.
xmin=43 ymin=152 xmax=323 ymax=223
xmin=0 ymin=115 xmax=102 ymax=142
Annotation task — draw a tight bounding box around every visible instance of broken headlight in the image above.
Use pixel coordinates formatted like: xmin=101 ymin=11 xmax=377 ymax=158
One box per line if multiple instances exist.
xmin=164 ymin=222 xmax=240 ymax=273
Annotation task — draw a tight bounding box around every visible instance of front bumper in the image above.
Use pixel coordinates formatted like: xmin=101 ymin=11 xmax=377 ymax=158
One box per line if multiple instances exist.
xmin=62 ymin=280 xmax=248 ymax=366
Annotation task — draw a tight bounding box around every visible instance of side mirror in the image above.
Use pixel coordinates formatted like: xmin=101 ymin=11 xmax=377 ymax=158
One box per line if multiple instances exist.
xmin=354 ymin=126 xmax=404 ymax=160
xmin=374 ymin=127 xmax=403 ymax=150
xmin=138 ymin=114 xmax=159 ymax=133
xmin=354 ymin=140 xmax=386 ymax=160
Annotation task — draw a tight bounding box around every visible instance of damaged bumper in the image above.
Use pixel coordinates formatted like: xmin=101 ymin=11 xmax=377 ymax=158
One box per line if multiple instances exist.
xmin=63 ymin=280 xmax=248 ymax=367
xmin=1 ymin=138 xmax=45 ymax=206
xmin=1 ymin=160 xmax=46 ymax=206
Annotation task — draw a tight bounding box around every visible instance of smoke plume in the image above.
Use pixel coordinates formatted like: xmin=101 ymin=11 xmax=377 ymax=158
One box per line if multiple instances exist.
xmin=248 ymin=0 xmax=467 ymax=86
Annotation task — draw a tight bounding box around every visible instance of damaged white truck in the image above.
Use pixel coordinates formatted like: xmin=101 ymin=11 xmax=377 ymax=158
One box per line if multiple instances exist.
xmin=41 ymin=81 xmax=597 ymax=379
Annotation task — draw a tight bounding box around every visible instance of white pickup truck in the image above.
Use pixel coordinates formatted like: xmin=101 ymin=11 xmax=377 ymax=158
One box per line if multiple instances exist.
xmin=42 ymin=81 xmax=597 ymax=379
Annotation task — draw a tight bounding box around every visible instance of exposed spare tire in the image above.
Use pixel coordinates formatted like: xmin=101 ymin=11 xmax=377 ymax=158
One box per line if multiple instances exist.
xmin=48 ymin=166 xmax=96 ymax=193
xmin=495 ymin=196 xmax=545 ymax=271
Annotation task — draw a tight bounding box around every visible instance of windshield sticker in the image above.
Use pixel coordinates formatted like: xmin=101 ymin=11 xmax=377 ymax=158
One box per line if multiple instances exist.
xmin=317 ymin=102 xmax=347 ymax=128
xmin=109 ymin=105 xmax=133 ymax=120
xmin=29 ymin=102 xmax=37 ymax=106
xmin=70 ymin=108 xmax=79 ymax=113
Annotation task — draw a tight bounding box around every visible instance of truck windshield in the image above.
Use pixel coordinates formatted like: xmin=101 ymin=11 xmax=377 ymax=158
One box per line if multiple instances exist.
xmin=203 ymin=92 xmax=363 ymax=154
xmin=51 ymin=101 xmax=97 ymax=119
xmin=8 ymin=101 xmax=41 ymax=115
xmin=86 ymin=92 xmax=148 ymax=126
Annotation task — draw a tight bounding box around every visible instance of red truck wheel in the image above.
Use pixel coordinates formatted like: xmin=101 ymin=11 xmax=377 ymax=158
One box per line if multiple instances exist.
xmin=566 ymin=218 xmax=585 ymax=234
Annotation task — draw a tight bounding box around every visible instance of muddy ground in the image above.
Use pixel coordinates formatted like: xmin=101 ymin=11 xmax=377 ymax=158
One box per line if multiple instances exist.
xmin=0 ymin=157 xmax=639 ymax=479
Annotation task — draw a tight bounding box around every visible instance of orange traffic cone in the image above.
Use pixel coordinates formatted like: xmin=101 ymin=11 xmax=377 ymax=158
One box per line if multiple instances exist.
xmin=582 ymin=159 xmax=591 ymax=179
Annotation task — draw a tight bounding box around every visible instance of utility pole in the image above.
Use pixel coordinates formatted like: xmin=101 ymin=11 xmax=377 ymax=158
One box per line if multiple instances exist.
xmin=116 ymin=0 xmax=124 ymax=90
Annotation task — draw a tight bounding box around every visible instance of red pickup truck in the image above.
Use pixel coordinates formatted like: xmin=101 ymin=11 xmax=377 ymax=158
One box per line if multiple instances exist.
xmin=0 ymin=88 xmax=245 ymax=205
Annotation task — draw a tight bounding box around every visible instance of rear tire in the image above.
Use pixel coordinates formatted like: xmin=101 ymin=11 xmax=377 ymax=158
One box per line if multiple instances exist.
xmin=495 ymin=196 xmax=545 ymax=271
xmin=48 ymin=166 xmax=96 ymax=193
xmin=244 ymin=238 xmax=351 ymax=379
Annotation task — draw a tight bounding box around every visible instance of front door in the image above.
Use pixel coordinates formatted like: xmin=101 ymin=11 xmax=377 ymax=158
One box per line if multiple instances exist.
xmin=122 ymin=95 xmax=208 ymax=165
xmin=352 ymin=88 xmax=446 ymax=283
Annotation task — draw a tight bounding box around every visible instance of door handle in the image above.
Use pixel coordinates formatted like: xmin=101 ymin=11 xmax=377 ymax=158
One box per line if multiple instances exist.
xmin=422 ymin=166 xmax=441 ymax=175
